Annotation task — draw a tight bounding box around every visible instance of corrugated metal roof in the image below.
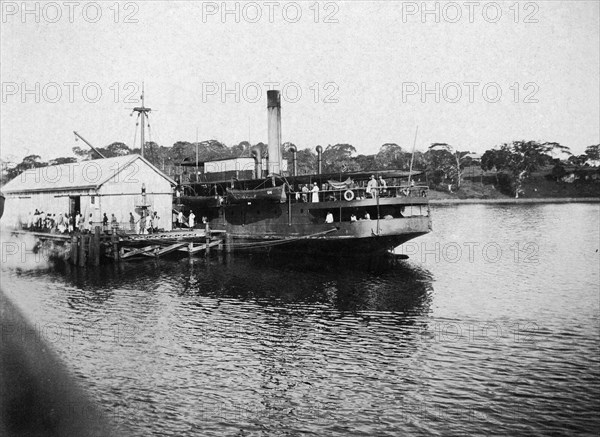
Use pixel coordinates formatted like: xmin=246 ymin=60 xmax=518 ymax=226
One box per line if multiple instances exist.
xmin=1 ymin=154 xmax=176 ymax=194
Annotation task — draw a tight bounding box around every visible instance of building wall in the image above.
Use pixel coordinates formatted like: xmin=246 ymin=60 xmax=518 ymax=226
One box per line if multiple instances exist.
xmin=3 ymin=159 xmax=174 ymax=231
xmin=3 ymin=190 xmax=91 ymax=228
xmin=98 ymin=159 xmax=173 ymax=230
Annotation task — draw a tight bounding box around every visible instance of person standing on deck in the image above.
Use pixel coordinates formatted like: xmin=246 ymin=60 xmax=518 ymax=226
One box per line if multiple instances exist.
xmin=178 ymin=211 xmax=184 ymax=229
xmin=311 ymin=182 xmax=320 ymax=202
xmin=188 ymin=211 xmax=196 ymax=229
xmin=367 ymin=175 xmax=378 ymax=198
xmin=302 ymin=184 xmax=309 ymax=202
xmin=378 ymin=176 xmax=387 ymax=196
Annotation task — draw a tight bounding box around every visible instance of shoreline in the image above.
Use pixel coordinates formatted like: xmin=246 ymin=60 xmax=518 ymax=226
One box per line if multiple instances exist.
xmin=429 ymin=197 xmax=600 ymax=205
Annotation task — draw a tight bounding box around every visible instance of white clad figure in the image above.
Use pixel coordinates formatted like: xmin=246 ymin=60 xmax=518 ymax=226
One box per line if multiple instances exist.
xmin=153 ymin=212 xmax=160 ymax=232
xmin=325 ymin=212 xmax=334 ymax=223
xmin=188 ymin=212 xmax=196 ymax=229
xmin=366 ymin=175 xmax=378 ymax=198
xmin=311 ymin=182 xmax=320 ymax=203
xmin=178 ymin=211 xmax=184 ymax=228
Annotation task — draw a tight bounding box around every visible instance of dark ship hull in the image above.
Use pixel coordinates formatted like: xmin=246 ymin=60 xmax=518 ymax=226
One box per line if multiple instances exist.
xmin=179 ymin=191 xmax=431 ymax=256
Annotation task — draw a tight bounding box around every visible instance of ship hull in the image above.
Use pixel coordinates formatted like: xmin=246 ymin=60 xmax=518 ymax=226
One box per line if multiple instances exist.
xmin=220 ymin=215 xmax=431 ymax=256
xmin=181 ymin=192 xmax=432 ymax=256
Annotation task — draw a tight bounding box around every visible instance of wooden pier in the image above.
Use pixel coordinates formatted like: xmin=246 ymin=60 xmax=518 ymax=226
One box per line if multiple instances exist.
xmin=10 ymin=227 xmax=228 ymax=265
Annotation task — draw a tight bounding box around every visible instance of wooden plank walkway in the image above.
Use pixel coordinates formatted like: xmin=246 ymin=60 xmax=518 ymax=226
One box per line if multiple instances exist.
xmin=8 ymin=228 xmax=229 ymax=263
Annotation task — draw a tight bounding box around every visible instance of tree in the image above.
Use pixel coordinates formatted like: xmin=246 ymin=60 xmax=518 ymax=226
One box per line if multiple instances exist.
xmin=295 ymin=147 xmax=317 ymax=175
xmin=568 ymin=154 xmax=588 ymax=166
xmin=551 ymin=162 xmax=567 ymax=181
xmin=424 ymin=148 xmax=455 ymax=188
xmin=3 ymin=154 xmax=48 ymax=182
xmin=483 ymin=141 xmax=569 ymax=197
xmin=105 ymin=142 xmax=132 ymax=157
xmin=354 ymin=154 xmax=378 ymax=171
xmin=49 ymin=157 xmax=78 ymax=166
xmin=429 ymin=143 xmax=471 ymax=189
xmin=322 ymin=144 xmax=359 ymax=173
xmin=170 ymin=141 xmax=195 ymax=163
xmin=375 ymin=143 xmax=405 ymax=169
xmin=481 ymin=147 xmax=513 ymax=185
xmin=73 ymin=142 xmax=133 ymax=160
xmin=584 ymin=144 xmax=600 ymax=161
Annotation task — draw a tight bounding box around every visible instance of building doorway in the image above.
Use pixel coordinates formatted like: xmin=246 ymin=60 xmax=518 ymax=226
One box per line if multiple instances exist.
xmin=69 ymin=196 xmax=80 ymax=216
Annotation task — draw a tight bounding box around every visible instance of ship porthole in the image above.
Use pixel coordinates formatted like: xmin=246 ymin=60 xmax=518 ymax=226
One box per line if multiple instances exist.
xmin=344 ymin=190 xmax=355 ymax=201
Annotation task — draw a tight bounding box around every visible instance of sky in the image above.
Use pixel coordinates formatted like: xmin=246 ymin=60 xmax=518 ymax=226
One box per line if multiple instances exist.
xmin=1 ymin=0 xmax=599 ymax=164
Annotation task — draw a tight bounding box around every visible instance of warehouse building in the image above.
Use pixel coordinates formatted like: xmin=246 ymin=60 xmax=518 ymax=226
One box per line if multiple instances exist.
xmin=1 ymin=155 xmax=175 ymax=231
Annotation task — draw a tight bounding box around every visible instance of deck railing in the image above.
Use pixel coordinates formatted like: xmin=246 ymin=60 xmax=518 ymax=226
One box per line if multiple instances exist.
xmin=290 ymin=185 xmax=429 ymax=203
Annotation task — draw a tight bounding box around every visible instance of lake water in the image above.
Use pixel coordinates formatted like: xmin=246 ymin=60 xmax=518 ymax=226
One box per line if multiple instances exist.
xmin=1 ymin=203 xmax=599 ymax=436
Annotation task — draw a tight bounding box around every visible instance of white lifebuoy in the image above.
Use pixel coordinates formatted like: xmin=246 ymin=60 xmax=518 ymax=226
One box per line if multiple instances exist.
xmin=343 ymin=190 xmax=355 ymax=201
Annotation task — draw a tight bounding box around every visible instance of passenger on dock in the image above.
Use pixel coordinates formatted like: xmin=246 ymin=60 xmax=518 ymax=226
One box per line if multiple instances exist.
xmin=188 ymin=211 xmax=196 ymax=229
xmin=311 ymin=182 xmax=320 ymax=202
xmin=60 ymin=213 xmax=66 ymax=233
xmin=153 ymin=212 xmax=160 ymax=232
xmin=325 ymin=211 xmax=334 ymax=223
xmin=367 ymin=175 xmax=378 ymax=198
xmin=301 ymin=184 xmax=309 ymax=202
xmin=110 ymin=214 xmax=118 ymax=231
xmin=139 ymin=213 xmax=146 ymax=235
xmin=129 ymin=213 xmax=136 ymax=232
xmin=177 ymin=211 xmax=184 ymax=229
xmin=78 ymin=213 xmax=85 ymax=232
xmin=147 ymin=214 xmax=154 ymax=233
xmin=102 ymin=213 xmax=109 ymax=233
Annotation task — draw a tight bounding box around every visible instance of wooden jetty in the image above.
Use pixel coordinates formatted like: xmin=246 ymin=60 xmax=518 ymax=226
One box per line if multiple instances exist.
xmin=9 ymin=226 xmax=228 ymax=266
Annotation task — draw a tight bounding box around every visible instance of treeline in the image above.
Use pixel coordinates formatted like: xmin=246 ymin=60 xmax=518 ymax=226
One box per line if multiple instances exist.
xmin=3 ymin=140 xmax=599 ymax=198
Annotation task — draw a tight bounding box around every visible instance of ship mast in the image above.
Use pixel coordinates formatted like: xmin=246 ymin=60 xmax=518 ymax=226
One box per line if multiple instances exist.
xmin=132 ymin=84 xmax=151 ymax=158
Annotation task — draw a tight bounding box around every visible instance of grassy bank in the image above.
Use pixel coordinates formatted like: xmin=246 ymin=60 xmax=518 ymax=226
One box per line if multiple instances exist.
xmin=426 ymin=171 xmax=600 ymax=203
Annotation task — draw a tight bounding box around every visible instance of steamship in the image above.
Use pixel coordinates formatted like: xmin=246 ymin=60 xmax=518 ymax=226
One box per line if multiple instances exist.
xmin=175 ymin=90 xmax=431 ymax=255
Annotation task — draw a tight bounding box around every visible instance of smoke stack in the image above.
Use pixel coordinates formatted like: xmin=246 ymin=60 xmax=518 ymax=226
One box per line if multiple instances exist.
xmin=288 ymin=145 xmax=297 ymax=176
xmin=267 ymin=90 xmax=282 ymax=176
xmin=250 ymin=146 xmax=262 ymax=179
xmin=316 ymin=145 xmax=323 ymax=174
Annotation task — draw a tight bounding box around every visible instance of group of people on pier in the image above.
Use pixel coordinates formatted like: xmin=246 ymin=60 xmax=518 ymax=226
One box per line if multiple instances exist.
xmin=22 ymin=210 xmax=92 ymax=234
xmin=172 ymin=210 xmax=207 ymax=230
xmin=20 ymin=209 xmax=163 ymax=235
xmin=125 ymin=210 xmax=162 ymax=235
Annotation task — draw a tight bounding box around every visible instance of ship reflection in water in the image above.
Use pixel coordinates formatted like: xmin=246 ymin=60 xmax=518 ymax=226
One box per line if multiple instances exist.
xmin=4 ymin=255 xmax=437 ymax=436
